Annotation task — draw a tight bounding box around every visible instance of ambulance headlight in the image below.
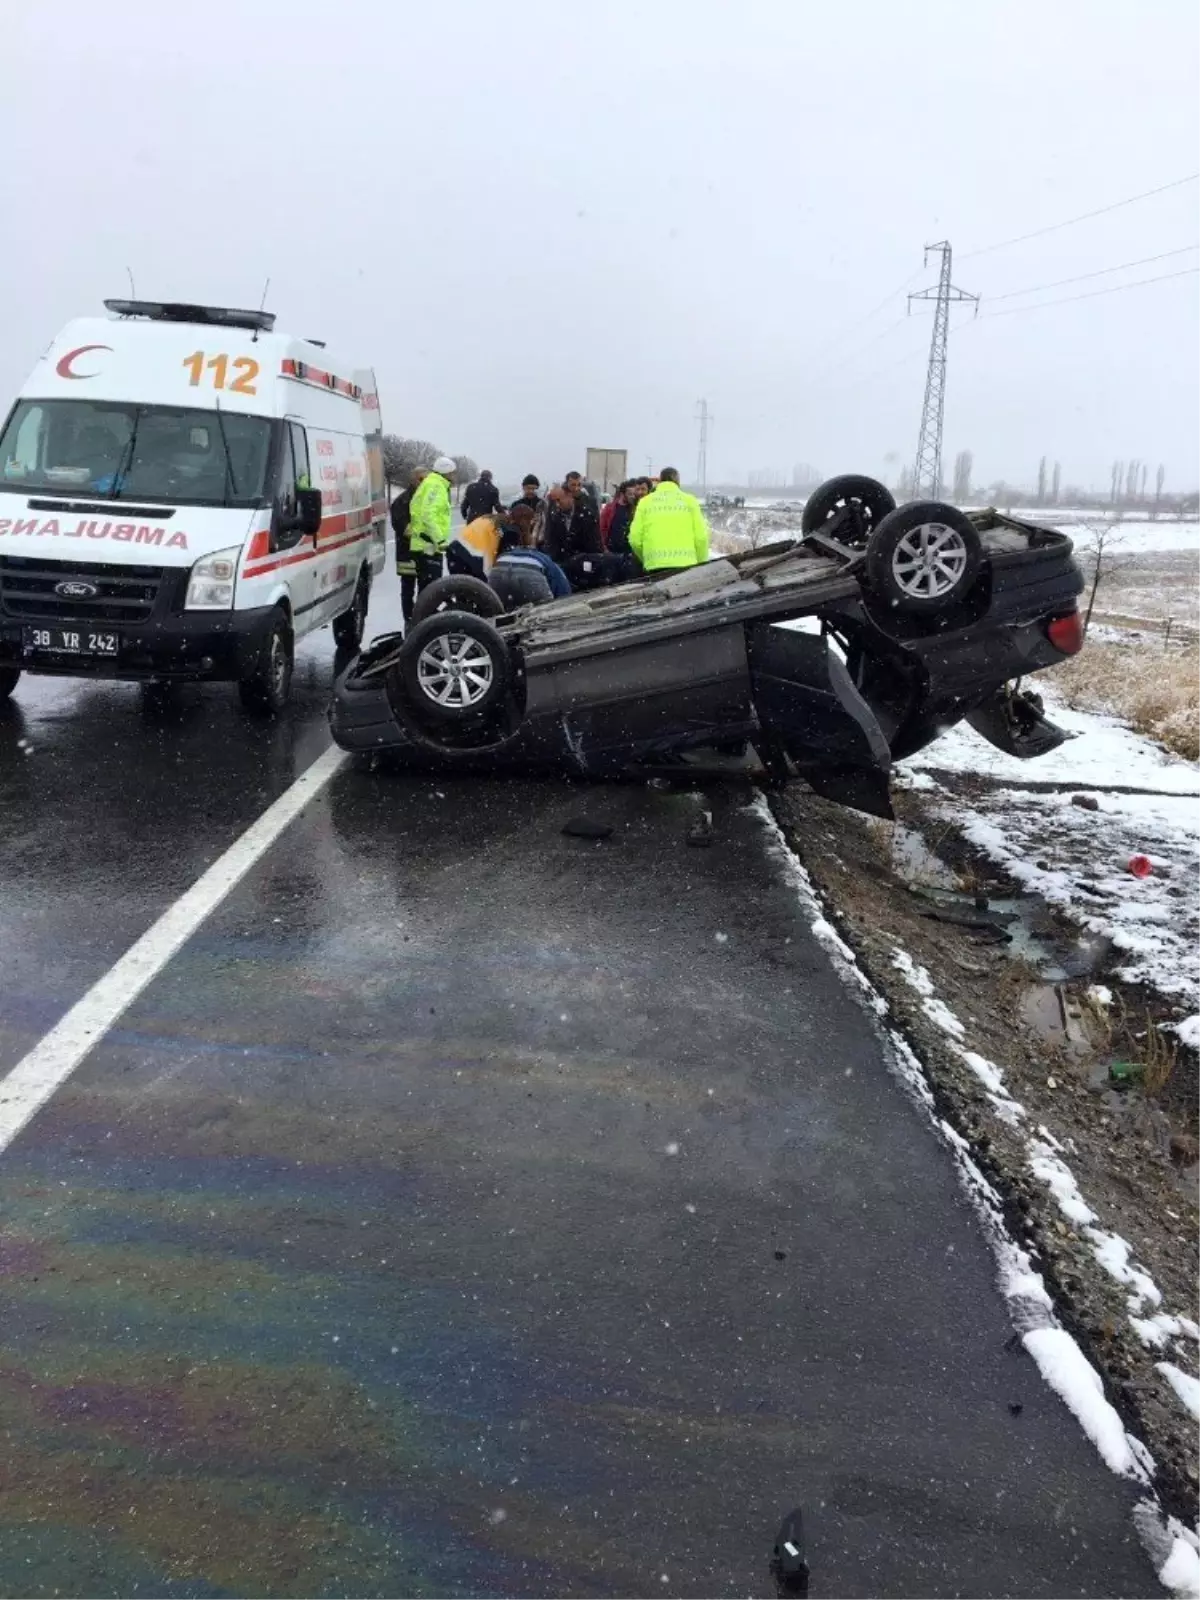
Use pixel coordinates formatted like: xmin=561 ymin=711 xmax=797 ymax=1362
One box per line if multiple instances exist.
xmin=185 ymin=547 xmax=240 ymax=610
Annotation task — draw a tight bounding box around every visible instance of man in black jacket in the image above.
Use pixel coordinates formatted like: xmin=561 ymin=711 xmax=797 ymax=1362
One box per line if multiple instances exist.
xmin=510 ymin=473 xmax=543 ymax=518
xmin=542 ymin=472 xmax=603 ymax=587
xmin=389 ymin=468 xmax=426 ymax=626
xmin=460 ymin=469 xmax=502 ymax=522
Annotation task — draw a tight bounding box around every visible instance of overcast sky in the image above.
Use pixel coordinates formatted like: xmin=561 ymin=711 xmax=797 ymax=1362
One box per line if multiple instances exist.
xmin=5 ymin=0 xmax=1197 ymax=490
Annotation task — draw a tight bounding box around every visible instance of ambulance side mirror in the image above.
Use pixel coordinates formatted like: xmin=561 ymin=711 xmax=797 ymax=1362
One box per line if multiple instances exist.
xmin=297 ymin=488 xmax=323 ymax=538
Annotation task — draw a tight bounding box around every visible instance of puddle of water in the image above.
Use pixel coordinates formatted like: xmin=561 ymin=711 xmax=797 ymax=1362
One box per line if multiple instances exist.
xmin=1020 ymin=983 xmax=1096 ymax=1058
xmin=890 ymin=823 xmax=1114 ymax=982
xmin=989 ymin=898 xmax=1112 ymax=982
xmin=891 ymin=824 xmax=960 ymax=890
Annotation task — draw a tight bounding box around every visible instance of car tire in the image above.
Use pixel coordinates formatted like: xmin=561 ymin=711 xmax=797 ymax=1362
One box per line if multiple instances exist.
xmin=801 ymin=474 xmax=897 ymax=545
xmin=0 ymin=666 xmax=20 ymax=699
xmin=238 ymin=608 xmax=294 ymax=715
xmin=410 ymin=575 xmax=503 ymax=626
xmin=332 ymin=568 xmax=370 ymax=651
xmin=398 ymin=611 xmax=509 ymax=725
xmin=865 ymin=501 xmax=983 ymax=614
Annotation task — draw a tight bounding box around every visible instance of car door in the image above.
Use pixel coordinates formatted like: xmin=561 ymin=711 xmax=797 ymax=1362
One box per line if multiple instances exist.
xmin=275 ymin=418 xmax=315 ymax=633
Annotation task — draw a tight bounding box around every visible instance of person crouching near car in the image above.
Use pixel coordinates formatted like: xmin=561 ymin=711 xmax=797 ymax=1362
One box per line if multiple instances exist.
xmin=407 ymin=455 xmax=459 ymax=592
xmin=448 ymin=508 xmax=504 ymax=581
xmin=489 ymin=504 xmax=571 ymax=609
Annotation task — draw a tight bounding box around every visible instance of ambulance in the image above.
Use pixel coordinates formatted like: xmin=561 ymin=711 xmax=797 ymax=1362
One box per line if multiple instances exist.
xmin=0 ymin=299 xmax=387 ymax=711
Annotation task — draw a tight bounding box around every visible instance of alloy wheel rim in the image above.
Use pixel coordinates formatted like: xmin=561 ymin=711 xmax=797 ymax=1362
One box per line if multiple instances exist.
xmin=416 ymin=633 xmax=494 ymax=707
xmin=891 ymin=522 xmax=968 ymax=599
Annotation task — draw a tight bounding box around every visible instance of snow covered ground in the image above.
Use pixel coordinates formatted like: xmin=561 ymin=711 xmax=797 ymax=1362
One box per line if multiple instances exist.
xmin=903 ymin=703 xmax=1200 ymax=1030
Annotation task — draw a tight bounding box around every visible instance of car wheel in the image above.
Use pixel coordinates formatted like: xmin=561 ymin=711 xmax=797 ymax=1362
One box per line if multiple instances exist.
xmin=865 ymin=501 xmax=983 ymax=614
xmin=332 ymin=568 xmax=370 ymax=651
xmin=398 ymin=611 xmax=509 ymax=725
xmin=410 ymin=575 xmax=504 ymax=626
xmin=801 ymin=474 xmax=897 ymax=545
xmin=238 ymin=608 xmax=294 ymax=715
xmin=0 ymin=666 xmax=20 ymax=699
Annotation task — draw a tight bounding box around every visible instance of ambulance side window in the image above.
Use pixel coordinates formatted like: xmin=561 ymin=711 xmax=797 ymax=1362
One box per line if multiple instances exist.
xmin=290 ymin=423 xmax=311 ymax=491
xmin=273 ymin=425 xmax=301 ymax=548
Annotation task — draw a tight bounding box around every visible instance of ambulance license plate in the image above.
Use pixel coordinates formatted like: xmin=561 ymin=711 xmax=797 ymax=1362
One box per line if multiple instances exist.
xmin=23 ymin=626 xmax=120 ymax=657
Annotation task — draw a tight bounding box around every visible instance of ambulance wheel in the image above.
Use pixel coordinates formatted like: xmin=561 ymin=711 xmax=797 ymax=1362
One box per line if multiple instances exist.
xmin=239 ymin=609 xmax=294 ymax=715
xmin=333 ymin=568 xmax=370 ymax=651
xmin=801 ymin=475 xmax=896 ymax=547
xmin=0 ymin=666 xmax=20 ymax=699
xmin=398 ymin=611 xmax=510 ymax=726
xmin=410 ymin=575 xmax=504 ymax=625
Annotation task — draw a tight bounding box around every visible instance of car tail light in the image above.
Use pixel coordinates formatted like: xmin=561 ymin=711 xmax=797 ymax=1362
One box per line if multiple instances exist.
xmin=1046 ymin=610 xmax=1084 ymax=655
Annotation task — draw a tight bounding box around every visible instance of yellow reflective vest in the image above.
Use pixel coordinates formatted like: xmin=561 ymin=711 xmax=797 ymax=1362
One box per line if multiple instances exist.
xmin=408 ymin=471 xmax=452 ymax=555
xmin=628 ymin=482 xmax=710 ymax=571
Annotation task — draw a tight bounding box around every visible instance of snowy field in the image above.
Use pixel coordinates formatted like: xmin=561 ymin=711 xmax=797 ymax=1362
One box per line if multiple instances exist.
xmin=903 ymin=703 xmax=1200 ymax=1034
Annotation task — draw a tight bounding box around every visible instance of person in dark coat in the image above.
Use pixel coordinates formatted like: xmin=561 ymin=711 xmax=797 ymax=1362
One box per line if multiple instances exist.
xmin=510 ymin=473 xmax=544 ymax=518
xmin=542 ymin=473 xmax=603 ymax=586
xmin=389 ymin=468 xmax=426 ymax=625
xmin=460 ymin=468 xmax=502 ymax=522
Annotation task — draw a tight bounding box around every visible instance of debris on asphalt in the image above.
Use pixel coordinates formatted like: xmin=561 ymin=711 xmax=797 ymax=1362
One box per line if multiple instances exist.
xmin=562 ymin=817 xmax=614 ymax=840
xmin=687 ymin=811 xmax=715 ymax=847
xmin=769 ymin=1507 xmax=809 ymax=1598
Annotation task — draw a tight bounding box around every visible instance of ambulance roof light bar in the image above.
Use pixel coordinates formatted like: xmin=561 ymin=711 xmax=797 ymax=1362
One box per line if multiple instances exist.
xmin=103 ymin=299 xmax=277 ymax=333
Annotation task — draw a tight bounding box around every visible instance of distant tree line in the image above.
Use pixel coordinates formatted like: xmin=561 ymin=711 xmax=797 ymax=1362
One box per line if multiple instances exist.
xmin=381 ymin=435 xmax=477 ymax=489
xmin=890 ymin=451 xmax=1195 ymax=517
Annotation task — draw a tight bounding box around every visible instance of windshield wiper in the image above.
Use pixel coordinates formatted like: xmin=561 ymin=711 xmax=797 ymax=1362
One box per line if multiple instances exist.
xmin=109 ymin=409 xmax=140 ymax=499
xmin=213 ymin=400 xmax=239 ymax=505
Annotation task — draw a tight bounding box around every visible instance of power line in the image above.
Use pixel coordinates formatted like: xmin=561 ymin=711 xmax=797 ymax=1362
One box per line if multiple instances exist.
xmin=985 ymin=244 xmax=1199 ymax=302
xmin=801 ymin=265 xmax=926 ymax=369
xmin=960 ymin=172 xmax=1200 ymax=260
xmin=803 ymin=313 xmax=910 ymax=390
xmin=975 ymin=265 xmax=1199 ymax=320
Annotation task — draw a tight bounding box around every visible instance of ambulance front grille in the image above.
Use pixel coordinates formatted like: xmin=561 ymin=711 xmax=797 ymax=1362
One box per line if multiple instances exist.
xmin=0 ymin=556 xmax=168 ymax=623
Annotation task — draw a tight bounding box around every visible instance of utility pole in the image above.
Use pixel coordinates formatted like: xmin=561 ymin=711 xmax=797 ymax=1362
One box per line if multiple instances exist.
xmin=695 ymin=399 xmax=712 ymax=493
xmin=909 ymin=243 xmax=978 ymax=499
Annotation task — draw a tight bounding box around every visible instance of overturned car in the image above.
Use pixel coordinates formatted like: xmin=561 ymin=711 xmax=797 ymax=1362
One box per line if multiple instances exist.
xmin=329 ymin=476 xmax=1085 ymax=817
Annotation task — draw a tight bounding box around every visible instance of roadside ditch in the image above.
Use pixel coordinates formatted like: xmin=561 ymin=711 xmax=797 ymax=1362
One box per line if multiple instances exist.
xmin=767 ymin=780 xmax=1199 ymax=1529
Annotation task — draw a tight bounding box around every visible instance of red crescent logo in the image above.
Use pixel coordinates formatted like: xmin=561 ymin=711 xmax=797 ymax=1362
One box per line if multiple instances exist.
xmin=55 ymin=343 xmax=111 ymax=379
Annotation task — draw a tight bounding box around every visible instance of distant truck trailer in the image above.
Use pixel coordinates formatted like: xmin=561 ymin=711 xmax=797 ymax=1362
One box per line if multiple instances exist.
xmin=585 ymin=448 xmax=627 ymax=497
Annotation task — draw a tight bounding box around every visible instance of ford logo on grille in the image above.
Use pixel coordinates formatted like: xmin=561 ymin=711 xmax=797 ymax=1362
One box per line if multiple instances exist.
xmin=55 ymin=580 xmax=99 ymax=599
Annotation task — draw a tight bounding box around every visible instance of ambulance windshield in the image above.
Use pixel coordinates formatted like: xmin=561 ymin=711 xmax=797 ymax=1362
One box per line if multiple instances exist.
xmin=0 ymin=398 xmax=273 ymax=508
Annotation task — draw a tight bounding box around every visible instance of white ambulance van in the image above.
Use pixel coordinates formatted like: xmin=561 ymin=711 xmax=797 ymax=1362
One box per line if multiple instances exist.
xmin=0 ymin=299 xmax=387 ymax=711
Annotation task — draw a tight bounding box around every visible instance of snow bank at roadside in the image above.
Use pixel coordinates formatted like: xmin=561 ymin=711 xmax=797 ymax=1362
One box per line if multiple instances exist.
xmin=902 ymin=704 xmax=1200 ymax=1017
xmin=907 ymin=703 xmax=1200 ymax=795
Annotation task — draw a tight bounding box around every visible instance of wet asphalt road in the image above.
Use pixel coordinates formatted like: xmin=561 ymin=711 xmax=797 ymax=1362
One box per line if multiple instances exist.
xmin=0 ymin=584 xmax=1155 ymax=1598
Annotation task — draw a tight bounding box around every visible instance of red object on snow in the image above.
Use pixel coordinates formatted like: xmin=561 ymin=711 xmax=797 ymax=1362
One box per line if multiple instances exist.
xmin=1128 ymin=854 xmax=1153 ymax=879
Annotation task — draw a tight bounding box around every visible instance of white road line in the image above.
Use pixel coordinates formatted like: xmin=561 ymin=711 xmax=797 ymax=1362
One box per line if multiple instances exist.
xmin=0 ymin=743 xmax=347 ymax=1153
